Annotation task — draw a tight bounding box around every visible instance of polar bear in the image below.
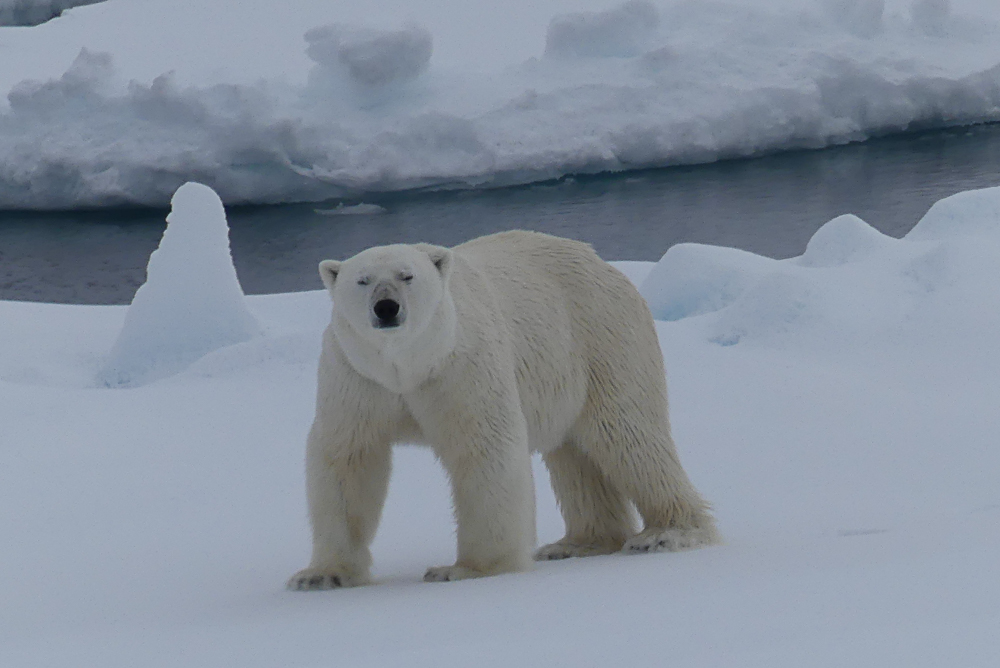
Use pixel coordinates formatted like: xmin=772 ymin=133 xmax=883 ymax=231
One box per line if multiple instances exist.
xmin=288 ymin=230 xmax=717 ymax=590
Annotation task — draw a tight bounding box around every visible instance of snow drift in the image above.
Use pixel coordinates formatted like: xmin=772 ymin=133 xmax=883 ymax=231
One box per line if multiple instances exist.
xmin=2 ymin=0 xmax=1000 ymax=208
xmin=641 ymin=186 xmax=1000 ymax=349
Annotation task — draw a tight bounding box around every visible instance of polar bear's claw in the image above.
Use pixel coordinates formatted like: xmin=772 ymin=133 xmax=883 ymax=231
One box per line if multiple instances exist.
xmin=287 ymin=568 xmax=363 ymax=591
xmin=423 ymin=565 xmax=482 ymax=582
xmin=623 ymin=527 xmax=718 ymax=554
xmin=534 ymin=540 xmax=620 ymax=560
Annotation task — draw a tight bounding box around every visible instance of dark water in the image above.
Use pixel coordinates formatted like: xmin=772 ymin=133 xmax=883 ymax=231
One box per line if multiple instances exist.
xmin=2 ymin=123 xmax=1000 ymax=304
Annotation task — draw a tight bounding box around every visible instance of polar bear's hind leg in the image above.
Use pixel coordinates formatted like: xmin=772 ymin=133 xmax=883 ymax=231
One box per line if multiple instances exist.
xmin=535 ymin=442 xmax=634 ymax=560
xmin=572 ymin=390 xmax=719 ymax=555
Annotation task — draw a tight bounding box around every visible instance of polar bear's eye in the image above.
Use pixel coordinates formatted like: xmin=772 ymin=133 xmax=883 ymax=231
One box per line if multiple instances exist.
xmin=400 ymin=274 xmax=414 ymax=283
xmin=357 ymin=277 xmax=370 ymax=286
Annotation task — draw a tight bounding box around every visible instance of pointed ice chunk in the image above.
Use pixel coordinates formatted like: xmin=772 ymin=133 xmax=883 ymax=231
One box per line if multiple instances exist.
xmin=101 ymin=182 xmax=259 ymax=387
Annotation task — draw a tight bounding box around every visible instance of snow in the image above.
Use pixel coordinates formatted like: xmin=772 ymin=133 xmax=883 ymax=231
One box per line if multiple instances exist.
xmin=641 ymin=187 xmax=1000 ymax=349
xmin=2 ymin=0 xmax=1000 ymax=208
xmin=910 ymin=0 xmax=952 ymax=35
xmin=907 ymin=183 xmax=1000 ymax=240
xmin=100 ymin=182 xmax=259 ymax=387
xmin=0 ymin=0 xmax=102 ymax=27
xmin=544 ymin=0 xmax=661 ymax=58
xmin=2 ymin=185 xmax=999 ymax=665
xmin=821 ymin=0 xmax=887 ymax=37
xmin=306 ymin=23 xmax=433 ymax=88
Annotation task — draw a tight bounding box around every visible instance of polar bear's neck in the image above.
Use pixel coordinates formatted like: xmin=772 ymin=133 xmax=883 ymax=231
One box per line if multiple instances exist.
xmin=333 ymin=296 xmax=457 ymax=395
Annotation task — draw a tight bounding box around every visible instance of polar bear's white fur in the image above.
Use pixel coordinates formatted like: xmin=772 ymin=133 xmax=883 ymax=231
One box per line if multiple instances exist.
xmin=288 ymin=231 xmax=717 ymax=590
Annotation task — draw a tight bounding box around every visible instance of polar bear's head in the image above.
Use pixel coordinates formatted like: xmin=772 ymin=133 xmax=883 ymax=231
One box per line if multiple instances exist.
xmin=318 ymin=243 xmax=456 ymax=392
xmin=319 ymin=243 xmax=453 ymax=332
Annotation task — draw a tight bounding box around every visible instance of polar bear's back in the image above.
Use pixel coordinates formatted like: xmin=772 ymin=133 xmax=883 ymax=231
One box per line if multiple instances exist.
xmin=453 ymin=230 xmax=668 ymax=454
xmin=454 ymin=229 xmax=654 ymax=334
xmin=455 ymin=230 xmax=642 ymax=323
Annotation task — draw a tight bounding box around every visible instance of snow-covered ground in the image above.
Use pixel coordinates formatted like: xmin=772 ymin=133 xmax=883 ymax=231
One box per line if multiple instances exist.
xmin=1 ymin=184 xmax=998 ymax=666
xmin=1 ymin=0 xmax=999 ymax=208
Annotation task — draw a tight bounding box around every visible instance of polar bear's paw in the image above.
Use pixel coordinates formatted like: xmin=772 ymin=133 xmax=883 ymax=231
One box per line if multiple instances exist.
xmin=623 ymin=526 xmax=717 ymax=554
xmin=286 ymin=568 xmax=367 ymax=591
xmin=423 ymin=565 xmax=484 ymax=582
xmin=534 ymin=540 xmax=620 ymax=560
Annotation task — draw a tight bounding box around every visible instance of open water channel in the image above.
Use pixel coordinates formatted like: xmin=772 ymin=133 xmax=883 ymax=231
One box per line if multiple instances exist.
xmin=2 ymin=123 xmax=999 ymax=304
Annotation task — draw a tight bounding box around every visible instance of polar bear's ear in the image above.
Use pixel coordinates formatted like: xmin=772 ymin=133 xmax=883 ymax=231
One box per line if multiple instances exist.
xmin=416 ymin=245 xmax=453 ymax=281
xmin=318 ymin=260 xmax=342 ymax=293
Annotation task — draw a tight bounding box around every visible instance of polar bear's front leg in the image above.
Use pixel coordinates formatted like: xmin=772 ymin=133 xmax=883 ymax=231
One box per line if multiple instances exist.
xmin=422 ymin=412 xmax=536 ymax=582
xmin=287 ymin=429 xmax=392 ymax=591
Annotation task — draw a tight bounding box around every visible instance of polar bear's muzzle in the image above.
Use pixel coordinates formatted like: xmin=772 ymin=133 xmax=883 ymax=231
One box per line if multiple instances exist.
xmin=373 ymin=298 xmax=402 ymax=328
xmin=370 ymin=284 xmax=405 ymax=329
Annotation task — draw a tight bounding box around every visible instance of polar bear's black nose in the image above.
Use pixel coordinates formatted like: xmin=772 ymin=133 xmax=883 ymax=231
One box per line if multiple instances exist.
xmin=373 ymin=299 xmax=400 ymax=324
